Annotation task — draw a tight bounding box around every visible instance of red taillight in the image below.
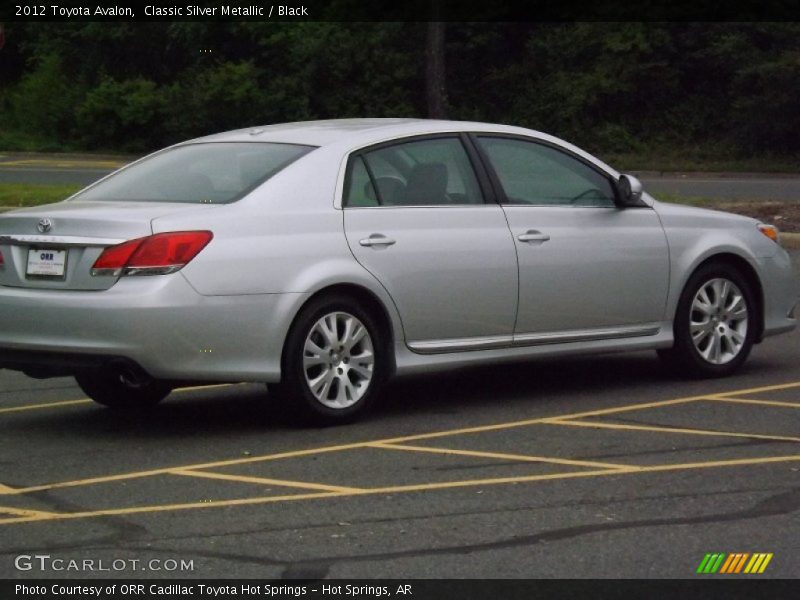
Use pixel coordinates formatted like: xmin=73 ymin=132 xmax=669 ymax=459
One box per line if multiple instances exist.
xmin=91 ymin=238 xmax=145 ymax=270
xmin=91 ymin=231 xmax=213 ymax=276
xmin=0 ymin=249 xmax=4 ymax=267
xmin=128 ymin=231 xmax=214 ymax=268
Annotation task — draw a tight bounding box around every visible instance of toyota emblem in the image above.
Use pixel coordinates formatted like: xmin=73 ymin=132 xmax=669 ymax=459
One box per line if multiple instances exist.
xmin=37 ymin=218 xmax=53 ymax=233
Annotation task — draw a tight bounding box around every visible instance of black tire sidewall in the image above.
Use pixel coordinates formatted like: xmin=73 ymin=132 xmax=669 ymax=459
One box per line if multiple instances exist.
xmin=672 ymin=263 xmax=757 ymax=377
xmin=281 ymin=295 xmax=387 ymax=424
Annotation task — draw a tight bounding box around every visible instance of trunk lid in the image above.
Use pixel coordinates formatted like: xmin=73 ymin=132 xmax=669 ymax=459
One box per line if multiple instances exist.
xmin=0 ymin=201 xmax=219 ymax=290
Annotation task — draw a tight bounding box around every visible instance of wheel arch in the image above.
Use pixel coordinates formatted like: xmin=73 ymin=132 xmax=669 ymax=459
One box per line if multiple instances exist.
xmin=281 ymin=283 xmax=398 ymax=377
xmin=684 ymin=252 xmax=765 ymax=343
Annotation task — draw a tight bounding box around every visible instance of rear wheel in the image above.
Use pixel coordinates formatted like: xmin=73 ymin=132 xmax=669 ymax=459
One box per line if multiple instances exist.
xmin=273 ymin=294 xmax=387 ymax=425
xmin=75 ymin=366 xmax=171 ymax=409
xmin=658 ymin=263 xmax=756 ymax=377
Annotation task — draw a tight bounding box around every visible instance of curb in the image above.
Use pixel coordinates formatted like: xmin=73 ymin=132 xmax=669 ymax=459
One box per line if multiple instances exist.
xmin=781 ymin=233 xmax=800 ymax=250
xmin=0 ymin=151 xmax=138 ymax=162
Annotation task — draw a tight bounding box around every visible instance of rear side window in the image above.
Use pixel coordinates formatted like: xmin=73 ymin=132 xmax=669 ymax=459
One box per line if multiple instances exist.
xmin=477 ymin=137 xmax=615 ymax=207
xmin=74 ymin=142 xmax=314 ymax=204
xmin=344 ymin=137 xmax=484 ymax=207
xmin=344 ymin=157 xmax=379 ymax=207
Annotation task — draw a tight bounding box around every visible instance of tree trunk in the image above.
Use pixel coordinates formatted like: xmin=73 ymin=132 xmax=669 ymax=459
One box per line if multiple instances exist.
xmin=425 ymin=20 xmax=447 ymax=119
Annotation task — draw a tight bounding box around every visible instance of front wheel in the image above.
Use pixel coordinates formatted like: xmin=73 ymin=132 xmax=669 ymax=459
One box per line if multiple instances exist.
xmin=658 ymin=263 xmax=757 ymax=378
xmin=274 ymin=295 xmax=387 ymax=425
xmin=75 ymin=367 xmax=171 ymax=409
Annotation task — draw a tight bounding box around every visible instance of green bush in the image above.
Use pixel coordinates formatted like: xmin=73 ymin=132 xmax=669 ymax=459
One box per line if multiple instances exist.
xmin=732 ymin=57 xmax=800 ymax=153
xmin=0 ymin=22 xmax=799 ymax=166
xmin=163 ymin=61 xmax=270 ymax=141
xmin=9 ymin=54 xmax=85 ymax=143
xmin=76 ymin=77 xmax=166 ymax=151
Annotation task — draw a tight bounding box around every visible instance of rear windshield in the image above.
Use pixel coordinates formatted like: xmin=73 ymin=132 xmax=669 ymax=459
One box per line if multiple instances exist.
xmin=73 ymin=142 xmax=314 ymax=204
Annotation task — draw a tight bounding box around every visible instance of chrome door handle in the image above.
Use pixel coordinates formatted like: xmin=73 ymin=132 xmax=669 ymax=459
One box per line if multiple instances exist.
xmin=517 ymin=230 xmax=550 ymax=243
xmin=359 ymin=235 xmax=396 ymax=247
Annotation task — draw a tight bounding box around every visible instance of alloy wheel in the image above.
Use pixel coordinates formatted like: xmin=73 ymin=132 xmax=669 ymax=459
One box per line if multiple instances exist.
xmin=690 ymin=278 xmax=749 ymax=365
xmin=302 ymin=311 xmax=375 ymax=409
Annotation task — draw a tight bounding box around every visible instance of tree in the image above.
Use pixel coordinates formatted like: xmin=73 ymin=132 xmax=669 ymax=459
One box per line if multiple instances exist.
xmin=425 ymin=2 xmax=447 ymax=118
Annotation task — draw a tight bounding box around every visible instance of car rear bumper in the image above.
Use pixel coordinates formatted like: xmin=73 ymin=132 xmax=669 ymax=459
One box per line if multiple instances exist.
xmin=0 ymin=275 xmax=305 ymax=381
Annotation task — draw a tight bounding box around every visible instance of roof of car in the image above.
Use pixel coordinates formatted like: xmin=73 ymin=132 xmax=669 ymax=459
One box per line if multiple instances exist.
xmin=191 ymin=118 xmax=536 ymax=148
xmin=186 ymin=118 xmax=619 ymax=178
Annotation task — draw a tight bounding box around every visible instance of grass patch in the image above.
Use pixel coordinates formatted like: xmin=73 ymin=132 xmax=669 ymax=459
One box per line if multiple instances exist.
xmin=0 ymin=131 xmax=79 ymax=153
xmin=0 ymin=183 xmax=82 ymax=208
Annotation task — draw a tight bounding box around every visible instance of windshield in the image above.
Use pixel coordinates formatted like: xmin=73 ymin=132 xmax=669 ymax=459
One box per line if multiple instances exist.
xmin=73 ymin=142 xmax=315 ymax=204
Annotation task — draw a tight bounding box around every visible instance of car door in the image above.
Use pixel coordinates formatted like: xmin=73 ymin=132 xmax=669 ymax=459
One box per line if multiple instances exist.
xmin=473 ymin=135 xmax=670 ymax=341
xmin=343 ymin=135 xmax=518 ymax=351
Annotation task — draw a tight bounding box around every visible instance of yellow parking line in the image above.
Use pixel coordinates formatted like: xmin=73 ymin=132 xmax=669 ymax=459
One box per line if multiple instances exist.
xmin=172 ymin=383 xmax=239 ymax=394
xmin=542 ymin=418 xmax=800 ymax=443
xmin=377 ymin=394 xmax=713 ymax=445
xmin=369 ymin=442 xmax=636 ymax=471
xmin=0 ymin=429 xmax=648 ymax=496
xmin=377 ymin=380 xmax=800 ymax=445
xmin=1 ymin=454 xmax=797 ymax=526
xmin=0 ymin=399 xmax=91 ymax=415
xmin=169 ymin=469 xmax=365 ymax=494
xmin=0 ymin=506 xmax=60 ymax=518
xmin=0 ymin=490 xmax=343 ymax=525
xmin=4 ymin=380 xmax=798 ymax=497
xmin=5 ymin=440 xmax=374 ymax=495
xmin=704 ymin=380 xmax=800 ymax=398
xmin=0 ymin=383 xmax=237 ymax=416
xmin=363 ymin=455 xmax=799 ymax=495
xmin=7 ymin=468 xmax=185 ymax=495
xmin=635 ymin=455 xmax=800 ymax=473
xmin=709 ymin=397 xmax=800 ymax=409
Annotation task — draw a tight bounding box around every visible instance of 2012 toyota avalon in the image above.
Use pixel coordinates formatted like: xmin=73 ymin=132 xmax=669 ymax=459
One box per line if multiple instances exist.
xmin=0 ymin=119 xmax=796 ymax=423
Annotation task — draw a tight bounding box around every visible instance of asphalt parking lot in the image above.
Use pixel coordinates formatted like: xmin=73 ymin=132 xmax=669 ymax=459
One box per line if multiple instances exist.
xmin=0 ymin=318 xmax=798 ymax=579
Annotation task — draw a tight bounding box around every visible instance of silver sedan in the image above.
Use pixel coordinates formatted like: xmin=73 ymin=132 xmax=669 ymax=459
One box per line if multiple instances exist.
xmin=0 ymin=120 xmax=796 ymax=423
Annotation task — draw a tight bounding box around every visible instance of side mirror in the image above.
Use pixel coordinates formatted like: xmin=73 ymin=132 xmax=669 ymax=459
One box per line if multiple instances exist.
xmin=616 ymin=174 xmax=644 ymax=207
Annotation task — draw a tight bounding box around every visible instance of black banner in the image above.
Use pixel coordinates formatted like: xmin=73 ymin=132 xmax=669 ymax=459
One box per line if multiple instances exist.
xmin=3 ymin=579 xmax=799 ymax=600
xmin=2 ymin=0 xmax=800 ymax=22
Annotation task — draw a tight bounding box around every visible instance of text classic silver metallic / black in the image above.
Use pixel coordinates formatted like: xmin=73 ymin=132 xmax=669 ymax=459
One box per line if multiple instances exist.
xmin=0 ymin=120 xmax=796 ymax=423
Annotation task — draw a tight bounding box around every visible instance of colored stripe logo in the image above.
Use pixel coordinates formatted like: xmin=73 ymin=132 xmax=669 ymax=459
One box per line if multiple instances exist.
xmin=696 ymin=553 xmax=773 ymax=574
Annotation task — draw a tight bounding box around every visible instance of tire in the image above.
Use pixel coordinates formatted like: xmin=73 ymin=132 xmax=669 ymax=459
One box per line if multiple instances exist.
xmin=75 ymin=366 xmax=171 ymax=409
xmin=274 ymin=294 xmax=388 ymax=425
xmin=658 ymin=262 xmax=757 ymax=378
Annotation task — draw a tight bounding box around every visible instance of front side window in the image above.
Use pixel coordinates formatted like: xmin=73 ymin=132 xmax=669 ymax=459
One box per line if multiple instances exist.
xmin=477 ymin=137 xmax=616 ymax=207
xmin=344 ymin=137 xmax=484 ymax=207
xmin=74 ymin=142 xmax=314 ymax=204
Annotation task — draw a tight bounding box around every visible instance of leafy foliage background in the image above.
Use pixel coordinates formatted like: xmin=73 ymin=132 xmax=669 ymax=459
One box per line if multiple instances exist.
xmin=1 ymin=22 xmax=798 ymax=157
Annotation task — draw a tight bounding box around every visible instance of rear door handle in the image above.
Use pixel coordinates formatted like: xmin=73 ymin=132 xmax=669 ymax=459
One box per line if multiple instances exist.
xmin=359 ymin=234 xmax=396 ymax=247
xmin=517 ymin=230 xmax=551 ymax=243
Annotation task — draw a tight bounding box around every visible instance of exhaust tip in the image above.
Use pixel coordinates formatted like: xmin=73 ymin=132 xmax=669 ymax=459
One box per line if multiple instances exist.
xmin=108 ymin=360 xmax=153 ymax=389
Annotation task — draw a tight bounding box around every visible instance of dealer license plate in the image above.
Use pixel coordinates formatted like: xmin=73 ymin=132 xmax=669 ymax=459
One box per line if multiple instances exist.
xmin=26 ymin=248 xmax=67 ymax=278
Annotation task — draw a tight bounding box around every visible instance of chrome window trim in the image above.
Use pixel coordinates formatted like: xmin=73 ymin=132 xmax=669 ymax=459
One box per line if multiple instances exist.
xmin=334 ymin=130 xmax=624 ymax=210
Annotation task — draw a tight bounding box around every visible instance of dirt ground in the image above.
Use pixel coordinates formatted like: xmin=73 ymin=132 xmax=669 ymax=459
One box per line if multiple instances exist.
xmin=710 ymin=201 xmax=800 ymax=234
